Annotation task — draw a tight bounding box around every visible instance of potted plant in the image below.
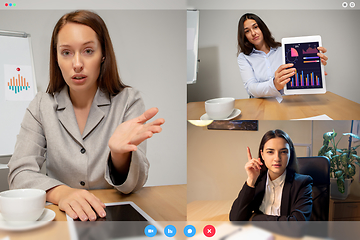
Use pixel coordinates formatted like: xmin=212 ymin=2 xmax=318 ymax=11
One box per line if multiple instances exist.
xmin=318 ymin=126 xmax=360 ymax=199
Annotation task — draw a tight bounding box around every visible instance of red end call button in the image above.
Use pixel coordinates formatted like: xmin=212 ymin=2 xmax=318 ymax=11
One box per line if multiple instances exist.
xmin=203 ymin=225 xmax=216 ymax=237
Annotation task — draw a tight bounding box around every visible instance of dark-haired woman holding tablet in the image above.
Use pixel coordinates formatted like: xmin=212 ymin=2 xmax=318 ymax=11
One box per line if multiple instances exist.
xmin=8 ymin=10 xmax=164 ymax=221
xmin=237 ymin=13 xmax=328 ymax=101
xmin=229 ymin=130 xmax=313 ymax=221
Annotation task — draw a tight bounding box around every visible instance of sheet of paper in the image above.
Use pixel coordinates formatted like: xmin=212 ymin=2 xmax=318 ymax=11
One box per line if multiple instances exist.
xmin=225 ymin=225 xmax=274 ymax=240
xmin=192 ymin=223 xmax=274 ymax=240
xmin=292 ymin=114 xmax=333 ymax=120
xmin=301 ymin=236 xmax=333 ymax=240
xmin=4 ymin=64 xmax=35 ymax=101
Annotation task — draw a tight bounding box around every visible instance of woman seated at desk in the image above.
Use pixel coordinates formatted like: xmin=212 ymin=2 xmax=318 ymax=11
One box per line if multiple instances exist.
xmin=237 ymin=13 xmax=328 ymax=100
xmin=229 ymin=129 xmax=313 ymax=221
xmin=8 ymin=10 xmax=164 ymax=221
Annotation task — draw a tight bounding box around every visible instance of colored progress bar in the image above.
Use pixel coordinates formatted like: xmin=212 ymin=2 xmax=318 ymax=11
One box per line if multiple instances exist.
xmin=303 ymin=56 xmax=319 ymax=59
xmin=304 ymin=60 xmax=319 ymax=63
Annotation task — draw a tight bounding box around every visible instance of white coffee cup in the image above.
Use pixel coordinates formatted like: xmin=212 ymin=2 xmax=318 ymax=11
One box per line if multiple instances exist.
xmin=0 ymin=189 xmax=46 ymax=223
xmin=205 ymin=97 xmax=235 ymax=120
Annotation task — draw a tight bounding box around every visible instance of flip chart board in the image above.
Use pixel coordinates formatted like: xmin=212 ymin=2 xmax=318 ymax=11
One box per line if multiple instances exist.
xmin=0 ymin=30 xmax=37 ymax=156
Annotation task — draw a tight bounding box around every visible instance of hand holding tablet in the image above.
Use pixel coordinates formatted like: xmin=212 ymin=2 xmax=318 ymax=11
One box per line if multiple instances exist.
xmin=273 ymin=63 xmax=296 ymax=91
xmin=281 ymin=35 xmax=327 ymax=95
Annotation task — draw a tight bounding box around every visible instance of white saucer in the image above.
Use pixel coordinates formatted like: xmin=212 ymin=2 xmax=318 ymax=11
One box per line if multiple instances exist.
xmin=200 ymin=108 xmax=241 ymax=120
xmin=0 ymin=208 xmax=56 ymax=231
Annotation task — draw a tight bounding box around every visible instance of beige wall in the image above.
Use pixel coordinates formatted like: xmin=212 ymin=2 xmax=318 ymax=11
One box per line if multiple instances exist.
xmin=187 ymin=120 xmax=359 ymax=203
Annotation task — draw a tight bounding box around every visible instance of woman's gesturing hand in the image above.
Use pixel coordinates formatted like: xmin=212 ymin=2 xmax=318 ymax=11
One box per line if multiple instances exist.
xmin=273 ymin=63 xmax=296 ymax=91
xmin=245 ymin=147 xmax=263 ymax=188
xmin=47 ymin=185 xmax=106 ymax=221
xmin=108 ymin=107 xmax=165 ymax=173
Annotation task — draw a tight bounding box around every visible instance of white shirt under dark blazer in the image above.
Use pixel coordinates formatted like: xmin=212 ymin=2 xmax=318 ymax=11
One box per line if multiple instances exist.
xmin=8 ymin=86 xmax=148 ymax=194
xmin=259 ymin=170 xmax=286 ymax=216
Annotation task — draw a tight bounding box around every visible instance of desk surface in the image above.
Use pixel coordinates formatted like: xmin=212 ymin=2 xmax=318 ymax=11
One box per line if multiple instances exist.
xmin=187 ymin=92 xmax=360 ymax=120
xmin=187 ymin=200 xmax=302 ymax=240
xmin=0 ymin=185 xmax=186 ymax=240
xmin=187 ymin=200 xmax=232 ymax=221
xmin=48 ymin=184 xmax=186 ymax=222
xmin=187 ymin=200 xmax=360 ymax=240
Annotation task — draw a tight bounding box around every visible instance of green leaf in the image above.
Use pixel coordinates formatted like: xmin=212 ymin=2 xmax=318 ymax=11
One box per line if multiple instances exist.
xmin=325 ymin=150 xmax=333 ymax=159
xmin=337 ymin=149 xmax=344 ymax=153
xmin=340 ymin=153 xmax=349 ymax=166
xmin=348 ymin=164 xmax=356 ymax=177
xmin=343 ymin=133 xmax=360 ymax=140
xmin=352 ymin=145 xmax=360 ymax=150
xmin=318 ymin=145 xmax=328 ymax=156
xmin=352 ymin=155 xmax=360 ymax=161
xmin=355 ymin=161 xmax=360 ymax=167
xmin=323 ymin=131 xmax=336 ymax=141
xmin=337 ymin=177 xmax=345 ymax=194
xmin=335 ymin=170 xmax=344 ymax=178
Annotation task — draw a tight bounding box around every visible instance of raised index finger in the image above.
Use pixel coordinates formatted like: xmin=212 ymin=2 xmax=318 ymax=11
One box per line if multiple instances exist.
xmin=247 ymin=147 xmax=253 ymax=161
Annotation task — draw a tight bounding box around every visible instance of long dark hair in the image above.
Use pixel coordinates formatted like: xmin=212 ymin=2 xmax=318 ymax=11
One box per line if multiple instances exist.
xmin=47 ymin=10 xmax=127 ymax=95
xmin=258 ymin=129 xmax=299 ymax=176
xmin=237 ymin=13 xmax=281 ymax=56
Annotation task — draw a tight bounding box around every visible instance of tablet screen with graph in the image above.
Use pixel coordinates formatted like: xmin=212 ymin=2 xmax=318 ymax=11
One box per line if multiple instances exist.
xmin=282 ymin=35 xmax=326 ymax=95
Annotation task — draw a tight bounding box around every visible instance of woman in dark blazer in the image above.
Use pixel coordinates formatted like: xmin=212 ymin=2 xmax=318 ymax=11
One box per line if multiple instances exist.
xmin=229 ymin=129 xmax=313 ymax=221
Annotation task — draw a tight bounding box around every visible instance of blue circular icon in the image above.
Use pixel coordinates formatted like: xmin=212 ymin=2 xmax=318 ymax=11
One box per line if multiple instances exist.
xmin=164 ymin=225 xmax=177 ymax=237
xmin=184 ymin=225 xmax=196 ymax=237
xmin=145 ymin=225 xmax=157 ymax=237
xmin=9 ymin=3 xmax=12 ymax=6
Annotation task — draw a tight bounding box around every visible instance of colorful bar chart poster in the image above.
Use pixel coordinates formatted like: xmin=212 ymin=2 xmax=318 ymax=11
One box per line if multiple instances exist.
xmin=4 ymin=64 xmax=35 ymax=101
xmin=284 ymin=42 xmax=323 ymax=90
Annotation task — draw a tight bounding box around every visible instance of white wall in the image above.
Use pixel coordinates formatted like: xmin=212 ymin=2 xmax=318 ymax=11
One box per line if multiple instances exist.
xmin=188 ymin=10 xmax=360 ymax=104
xmin=187 ymin=120 xmax=360 ymax=203
xmin=0 ymin=10 xmax=186 ymax=188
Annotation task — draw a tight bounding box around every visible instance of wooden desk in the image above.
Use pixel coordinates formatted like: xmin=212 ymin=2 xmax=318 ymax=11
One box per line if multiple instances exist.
xmin=187 ymin=92 xmax=360 ymax=120
xmin=48 ymin=184 xmax=186 ymax=221
xmin=187 ymin=200 xmax=302 ymax=240
xmin=187 ymin=200 xmax=232 ymax=221
xmin=0 ymin=185 xmax=186 ymax=240
xmin=329 ymin=194 xmax=360 ymax=220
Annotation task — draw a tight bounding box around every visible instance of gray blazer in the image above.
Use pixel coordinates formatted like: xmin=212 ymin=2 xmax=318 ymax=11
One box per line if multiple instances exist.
xmin=8 ymin=86 xmax=148 ymax=194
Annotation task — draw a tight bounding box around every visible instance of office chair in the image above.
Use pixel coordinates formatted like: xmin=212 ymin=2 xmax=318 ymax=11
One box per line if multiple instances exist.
xmin=297 ymin=156 xmax=330 ymax=221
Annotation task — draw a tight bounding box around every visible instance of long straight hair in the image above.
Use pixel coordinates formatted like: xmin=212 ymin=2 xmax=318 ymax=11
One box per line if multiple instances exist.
xmin=258 ymin=129 xmax=299 ymax=176
xmin=237 ymin=13 xmax=281 ymax=56
xmin=47 ymin=10 xmax=127 ymax=95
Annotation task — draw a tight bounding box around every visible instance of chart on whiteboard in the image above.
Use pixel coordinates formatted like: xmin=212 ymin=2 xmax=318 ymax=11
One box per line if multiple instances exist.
xmin=4 ymin=64 xmax=35 ymax=101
